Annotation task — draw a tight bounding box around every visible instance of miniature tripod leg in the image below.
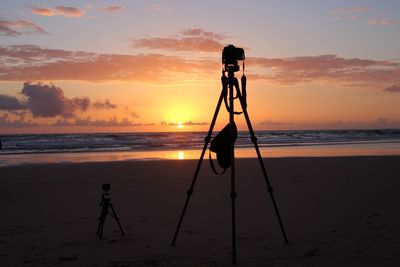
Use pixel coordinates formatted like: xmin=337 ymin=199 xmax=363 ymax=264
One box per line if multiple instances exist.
xmin=109 ymin=203 xmax=125 ymax=236
xmin=97 ymin=203 xmax=108 ymax=239
xmin=237 ymin=89 xmax=289 ymax=244
xmin=171 ymin=86 xmax=226 ymax=246
xmin=96 ymin=218 xmax=103 ymax=235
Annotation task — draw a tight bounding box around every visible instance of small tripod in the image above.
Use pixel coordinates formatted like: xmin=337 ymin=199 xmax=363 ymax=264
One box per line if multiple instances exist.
xmin=171 ymin=45 xmax=288 ymax=264
xmin=96 ymin=183 xmax=125 ymax=239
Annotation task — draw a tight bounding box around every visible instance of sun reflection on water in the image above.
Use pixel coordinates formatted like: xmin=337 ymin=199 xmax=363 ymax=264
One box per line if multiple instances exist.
xmin=177 ymin=150 xmax=185 ymax=160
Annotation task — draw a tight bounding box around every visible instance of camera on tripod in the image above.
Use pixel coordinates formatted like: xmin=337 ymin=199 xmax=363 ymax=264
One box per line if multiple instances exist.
xmin=222 ymin=44 xmax=245 ymax=72
xmin=172 ymin=44 xmax=288 ymax=264
xmin=97 ymin=183 xmax=125 ymax=239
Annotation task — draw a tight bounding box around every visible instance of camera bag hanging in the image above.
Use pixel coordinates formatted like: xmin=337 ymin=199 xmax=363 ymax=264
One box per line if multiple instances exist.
xmin=209 ymin=122 xmax=237 ymax=175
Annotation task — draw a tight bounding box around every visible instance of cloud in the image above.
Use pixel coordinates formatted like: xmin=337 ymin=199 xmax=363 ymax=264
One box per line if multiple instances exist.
xmin=0 ymin=83 xmax=146 ymax=127
xmin=330 ymin=7 xmax=369 ymax=15
xmin=133 ymin=37 xmax=224 ymax=52
xmin=383 ymin=84 xmax=400 ymax=93
xmin=181 ymin=27 xmax=227 ymax=40
xmin=21 ymin=82 xmax=90 ymax=118
xmin=133 ymin=27 xmax=226 ymax=52
xmin=368 ymin=19 xmax=399 ymax=25
xmin=330 ymin=6 xmax=369 ymax=21
xmin=0 ymin=82 xmax=90 ymax=118
xmin=0 ymin=45 xmax=93 ymax=65
xmin=0 ymin=19 xmax=47 ymax=36
xmin=258 ymin=118 xmax=400 ymax=130
xmin=1 ymin=45 xmax=399 ymax=89
xmin=150 ymin=3 xmax=172 ymax=14
xmin=0 ymin=45 xmax=214 ymax=82
xmin=248 ymin=55 xmax=400 ymax=87
xmin=98 ymin=6 xmax=124 ymax=13
xmin=93 ymin=99 xmax=117 ymax=109
xmin=51 ymin=117 xmax=149 ymax=127
xmin=0 ymin=95 xmax=27 ymax=110
xmin=30 ymin=6 xmax=85 ymax=17
xmin=122 ymin=106 xmax=140 ymax=118
xmin=0 ymin=113 xmax=40 ymax=128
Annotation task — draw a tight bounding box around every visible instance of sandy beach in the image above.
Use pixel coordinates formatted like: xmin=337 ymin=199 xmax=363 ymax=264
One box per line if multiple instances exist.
xmin=1 ymin=156 xmax=400 ymax=266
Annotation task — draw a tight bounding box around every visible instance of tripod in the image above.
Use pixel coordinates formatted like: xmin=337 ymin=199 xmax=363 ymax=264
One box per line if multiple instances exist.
xmin=171 ymin=51 xmax=288 ymax=264
xmin=97 ymin=192 xmax=125 ymax=239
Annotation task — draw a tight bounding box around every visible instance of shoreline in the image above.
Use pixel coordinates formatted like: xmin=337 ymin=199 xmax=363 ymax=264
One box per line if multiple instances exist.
xmin=1 ymin=141 xmax=400 ymax=167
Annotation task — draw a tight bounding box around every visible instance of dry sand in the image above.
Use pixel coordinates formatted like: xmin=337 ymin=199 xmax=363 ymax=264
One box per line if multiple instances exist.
xmin=0 ymin=156 xmax=400 ymax=266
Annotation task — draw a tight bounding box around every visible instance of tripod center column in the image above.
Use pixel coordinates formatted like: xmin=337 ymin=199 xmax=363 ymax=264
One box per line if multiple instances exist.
xmin=228 ymin=72 xmax=238 ymax=264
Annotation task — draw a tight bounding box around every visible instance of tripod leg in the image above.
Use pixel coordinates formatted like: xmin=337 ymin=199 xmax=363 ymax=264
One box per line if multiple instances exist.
xmin=228 ymin=77 xmax=237 ymax=265
xmin=109 ymin=203 xmax=125 ymax=236
xmin=97 ymin=204 xmax=107 ymax=238
xmin=237 ymin=90 xmax=289 ymax=244
xmin=171 ymin=87 xmax=226 ymax=246
xmin=100 ymin=219 xmax=105 ymax=239
xmin=97 ymin=219 xmax=103 ymax=235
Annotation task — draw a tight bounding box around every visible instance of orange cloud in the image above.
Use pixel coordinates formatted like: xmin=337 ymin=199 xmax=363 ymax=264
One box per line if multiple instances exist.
xmin=1 ymin=45 xmax=399 ymax=90
xmin=30 ymin=6 xmax=85 ymax=17
xmin=133 ymin=27 xmax=226 ymax=52
xmin=0 ymin=19 xmax=47 ymax=36
xmin=98 ymin=6 xmax=124 ymax=13
xmin=0 ymin=45 xmax=214 ymax=82
xmin=133 ymin=37 xmax=224 ymax=52
xmin=248 ymin=55 xmax=400 ymax=87
xmin=0 ymin=45 xmax=91 ymax=63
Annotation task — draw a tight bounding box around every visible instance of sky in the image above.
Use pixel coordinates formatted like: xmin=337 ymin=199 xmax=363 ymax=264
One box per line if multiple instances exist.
xmin=1 ymin=0 xmax=400 ymax=133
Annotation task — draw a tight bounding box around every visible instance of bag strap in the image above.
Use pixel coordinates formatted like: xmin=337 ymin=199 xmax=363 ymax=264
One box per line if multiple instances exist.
xmin=209 ymin=150 xmax=227 ymax=175
xmin=222 ymin=75 xmax=242 ymax=115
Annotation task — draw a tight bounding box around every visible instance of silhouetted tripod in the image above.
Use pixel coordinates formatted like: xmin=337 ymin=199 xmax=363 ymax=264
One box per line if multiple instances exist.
xmin=96 ymin=183 xmax=125 ymax=239
xmin=171 ymin=45 xmax=288 ymax=264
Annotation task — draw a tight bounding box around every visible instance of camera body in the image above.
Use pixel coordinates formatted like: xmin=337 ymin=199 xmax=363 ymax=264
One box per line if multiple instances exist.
xmin=222 ymin=44 xmax=245 ymax=72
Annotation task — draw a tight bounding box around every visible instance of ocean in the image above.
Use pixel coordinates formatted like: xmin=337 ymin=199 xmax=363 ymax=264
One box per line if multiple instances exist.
xmin=1 ymin=129 xmax=400 ymax=166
